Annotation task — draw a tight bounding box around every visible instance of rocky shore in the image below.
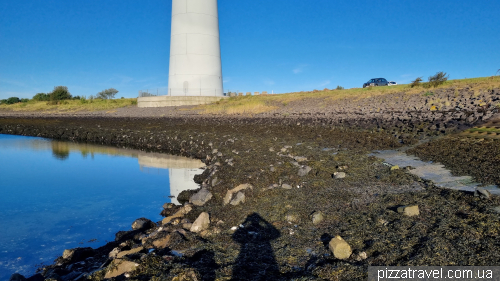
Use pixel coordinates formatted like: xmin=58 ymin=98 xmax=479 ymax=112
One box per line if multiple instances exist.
xmin=2 ymin=86 xmax=500 ymax=281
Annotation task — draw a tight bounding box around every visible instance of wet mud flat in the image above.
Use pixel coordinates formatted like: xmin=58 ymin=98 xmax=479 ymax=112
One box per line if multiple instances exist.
xmin=1 ymin=114 xmax=500 ymax=281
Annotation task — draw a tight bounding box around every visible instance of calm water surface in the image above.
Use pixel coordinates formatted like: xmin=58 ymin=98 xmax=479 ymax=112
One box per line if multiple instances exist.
xmin=0 ymin=134 xmax=204 ymax=280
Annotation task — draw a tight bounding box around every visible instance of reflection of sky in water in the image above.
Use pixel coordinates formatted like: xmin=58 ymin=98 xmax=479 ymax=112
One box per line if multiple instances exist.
xmin=0 ymin=134 xmax=203 ymax=279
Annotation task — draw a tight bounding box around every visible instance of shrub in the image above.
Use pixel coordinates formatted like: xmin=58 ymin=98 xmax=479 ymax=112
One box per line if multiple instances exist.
xmin=50 ymin=86 xmax=72 ymax=101
xmin=428 ymin=72 xmax=449 ymax=88
xmin=96 ymin=88 xmax=119 ymax=99
xmin=410 ymin=77 xmax=423 ymax=88
xmin=336 ymin=85 xmax=344 ymax=90
xmin=21 ymin=98 xmax=29 ymax=103
xmin=33 ymin=93 xmax=50 ymax=101
xmin=3 ymin=97 xmax=21 ymax=104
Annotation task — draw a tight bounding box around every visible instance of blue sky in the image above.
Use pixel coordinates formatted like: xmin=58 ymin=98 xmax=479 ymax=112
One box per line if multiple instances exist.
xmin=1 ymin=0 xmax=499 ymax=99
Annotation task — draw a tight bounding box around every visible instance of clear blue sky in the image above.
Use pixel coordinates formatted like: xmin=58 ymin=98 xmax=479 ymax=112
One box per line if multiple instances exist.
xmin=1 ymin=0 xmax=499 ymax=99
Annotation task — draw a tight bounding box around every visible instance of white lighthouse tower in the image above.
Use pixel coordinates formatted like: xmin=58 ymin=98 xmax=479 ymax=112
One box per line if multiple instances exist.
xmin=168 ymin=0 xmax=223 ymax=96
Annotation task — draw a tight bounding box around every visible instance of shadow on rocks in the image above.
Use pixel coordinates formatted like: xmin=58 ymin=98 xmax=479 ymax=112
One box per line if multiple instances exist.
xmin=231 ymin=213 xmax=281 ymax=281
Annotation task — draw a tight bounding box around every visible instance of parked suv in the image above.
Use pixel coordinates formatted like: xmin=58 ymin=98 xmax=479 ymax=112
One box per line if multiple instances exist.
xmin=363 ymin=78 xmax=388 ymax=88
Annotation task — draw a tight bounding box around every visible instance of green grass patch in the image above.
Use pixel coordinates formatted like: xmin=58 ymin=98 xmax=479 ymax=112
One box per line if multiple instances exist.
xmin=0 ymin=98 xmax=137 ymax=112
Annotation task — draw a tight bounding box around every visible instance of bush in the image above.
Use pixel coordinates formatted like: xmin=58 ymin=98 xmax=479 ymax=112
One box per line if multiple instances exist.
xmin=3 ymin=97 xmax=21 ymax=104
xmin=50 ymin=86 xmax=72 ymax=101
xmin=428 ymin=72 xmax=449 ymax=88
xmin=96 ymin=88 xmax=119 ymax=99
xmin=33 ymin=93 xmax=50 ymax=101
xmin=410 ymin=77 xmax=423 ymax=88
xmin=336 ymin=85 xmax=344 ymax=90
xmin=21 ymin=98 xmax=29 ymax=103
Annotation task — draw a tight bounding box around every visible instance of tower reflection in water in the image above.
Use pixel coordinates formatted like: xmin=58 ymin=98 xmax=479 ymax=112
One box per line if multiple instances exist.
xmin=47 ymin=140 xmax=205 ymax=204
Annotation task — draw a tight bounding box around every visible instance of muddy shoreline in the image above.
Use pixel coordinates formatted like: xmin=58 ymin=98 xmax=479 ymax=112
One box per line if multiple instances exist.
xmin=2 ymin=87 xmax=500 ymax=281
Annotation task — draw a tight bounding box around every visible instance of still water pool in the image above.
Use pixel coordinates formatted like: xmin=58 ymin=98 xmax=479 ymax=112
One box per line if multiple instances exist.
xmin=0 ymin=134 xmax=204 ymax=279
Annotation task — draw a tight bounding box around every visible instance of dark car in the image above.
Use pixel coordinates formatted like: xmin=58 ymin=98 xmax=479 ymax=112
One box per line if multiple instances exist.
xmin=363 ymin=78 xmax=388 ymax=88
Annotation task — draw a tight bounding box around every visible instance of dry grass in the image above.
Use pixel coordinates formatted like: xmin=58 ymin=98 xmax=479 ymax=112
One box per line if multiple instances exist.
xmin=197 ymin=76 xmax=500 ymax=115
xmin=0 ymin=98 xmax=137 ymax=112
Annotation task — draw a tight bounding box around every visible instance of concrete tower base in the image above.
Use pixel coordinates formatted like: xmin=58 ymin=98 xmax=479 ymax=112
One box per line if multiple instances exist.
xmin=137 ymin=96 xmax=228 ymax=108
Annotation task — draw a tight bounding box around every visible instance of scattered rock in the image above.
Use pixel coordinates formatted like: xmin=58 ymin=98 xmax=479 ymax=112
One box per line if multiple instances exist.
xmin=104 ymin=259 xmax=139 ymax=279
xmin=298 ymin=166 xmax=312 ymax=176
xmin=328 ymin=236 xmax=352 ymax=260
xmin=230 ymin=191 xmax=246 ymax=205
xmin=270 ymin=166 xmax=276 ymax=172
xmin=223 ymin=184 xmax=252 ymax=205
xmin=61 ymin=247 xmax=94 ymax=263
xmin=492 ymin=206 xmax=500 ymax=214
xmin=269 ymin=147 xmax=275 ymax=152
xmin=190 ymin=212 xmax=210 ymax=233
xmin=108 ymin=247 xmax=120 ymax=259
xmin=310 ymin=211 xmax=324 ymax=225
xmin=285 ymin=214 xmax=299 ymax=223
xmin=378 ymin=218 xmax=389 ymax=226
xmin=281 ymin=184 xmax=293 ymax=189
xmin=9 ymin=273 xmax=26 ymax=281
xmin=177 ymin=189 xmax=198 ymax=205
xmin=189 ymin=188 xmax=213 ymax=206
xmin=172 ymin=269 xmax=201 ymax=281
xmin=211 ymin=177 xmax=219 ymax=186
xmin=116 ymin=246 xmax=144 ymax=258
xmin=333 ymin=172 xmax=346 ymax=179
xmin=153 ymin=234 xmax=172 ymax=249
xmin=355 ymin=251 xmax=368 ymax=261
xmin=162 ymin=204 xmax=193 ymax=224
xmin=397 ymin=205 xmax=420 ymax=216
xmin=132 ymin=217 xmax=155 ymax=230
xmin=294 ymin=156 xmax=307 ymax=162
xmin=475 ymin=187 xmax=491 ymax=199
xmin=212 ymin=149 xmax=218 ymax=154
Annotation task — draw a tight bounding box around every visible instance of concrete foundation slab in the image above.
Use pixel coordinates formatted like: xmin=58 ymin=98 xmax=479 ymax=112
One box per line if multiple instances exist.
xmin=137 ymin=96 xmax=228 ymax=108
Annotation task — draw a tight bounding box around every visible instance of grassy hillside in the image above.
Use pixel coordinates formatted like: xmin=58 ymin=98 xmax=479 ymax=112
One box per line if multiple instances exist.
xmin=198 ymin=76 xmax=500 ymax=114
xmin=0 ymin=98 xmax=137 ymax=112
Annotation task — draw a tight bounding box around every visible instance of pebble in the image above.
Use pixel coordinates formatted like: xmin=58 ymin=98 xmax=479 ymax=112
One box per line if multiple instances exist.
xmin=298 ymin=166 xmax=312 ymax=176
xmin=329 ymin=236 xmax=352 ymax=260
xmin=333 ymin=172 xmax=346 ymax=179
xmin=397 ymin=205 xmax=420 ymax=216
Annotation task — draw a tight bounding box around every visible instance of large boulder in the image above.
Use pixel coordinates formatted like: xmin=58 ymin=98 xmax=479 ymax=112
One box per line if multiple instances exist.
xmin=104 ymin=259 xmax=140 ymax=279
xmin=61 ymin=247 xmax=94 ymax=263
xmin=162 ymin=204 xmax=193 ymax=224
xmin=190 ymin=212 xmax=210 ymax=233
xmin=189 ymin=188 xmax=213 ymax=206
xmin=328 ymin=236 xmax=352 ymax=260
xmin=9 ymin=274 xmax=26 ymax=281
xmin=229 ymin=191 xmax=245 ymax=206
xmin=131 ymin=217 xmax=155 ymax=230
xmin=223 ymin=184 xmax=252 ymax=205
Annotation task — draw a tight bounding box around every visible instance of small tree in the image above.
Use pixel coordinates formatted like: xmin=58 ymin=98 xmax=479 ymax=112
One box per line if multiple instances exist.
xmin=33 ymin=93 xmax=50 ymax=101
xmin=336 ymin=85 xmax=344 ymax=90
xmin=4 ymin=97 xmax=21 ymax=104
xmin=96 ymin=88 xmax=119 ymax=99
xmin=428 ymin=72 xmax=449 ymax=88
xmin=50 ymin=86 xmax=72 ymax=101
xmin=410 ymin=77 xmax=423 ymax=88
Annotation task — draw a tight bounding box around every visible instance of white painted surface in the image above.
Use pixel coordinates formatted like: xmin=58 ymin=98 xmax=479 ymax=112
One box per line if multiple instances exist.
xmin=168 ymin=0 xmax=223 ymax=96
